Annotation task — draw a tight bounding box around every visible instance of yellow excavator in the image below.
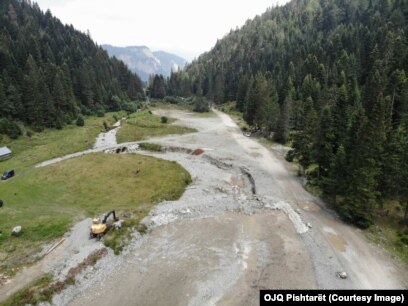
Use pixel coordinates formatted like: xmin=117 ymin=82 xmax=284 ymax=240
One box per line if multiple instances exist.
xmin=90 ymin=210 xmax=119 ymax=239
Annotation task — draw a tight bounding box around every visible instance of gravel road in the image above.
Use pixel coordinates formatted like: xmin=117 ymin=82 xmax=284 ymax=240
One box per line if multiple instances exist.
xmin=53 ymin=109 xmax=407 ymax=306
xmin=93 ymin=119 xmax=122 ymax=149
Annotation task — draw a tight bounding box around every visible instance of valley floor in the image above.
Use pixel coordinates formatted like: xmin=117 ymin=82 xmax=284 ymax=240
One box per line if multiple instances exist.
xmin=62 ymin=109 xmax=408 ymax=305
xmin=2 ymin=109 xmax=407 ymax=306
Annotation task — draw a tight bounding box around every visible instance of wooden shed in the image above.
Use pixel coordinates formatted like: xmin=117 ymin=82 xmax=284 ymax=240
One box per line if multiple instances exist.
xmin=0 ymin=147 xmax=12 ymax=161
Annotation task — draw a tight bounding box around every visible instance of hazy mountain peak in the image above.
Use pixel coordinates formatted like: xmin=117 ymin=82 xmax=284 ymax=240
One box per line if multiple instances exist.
xmin=102 ymin=45 xmax=187 ymax=82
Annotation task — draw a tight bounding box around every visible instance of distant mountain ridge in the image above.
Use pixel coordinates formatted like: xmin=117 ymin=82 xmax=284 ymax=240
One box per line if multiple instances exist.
xmin=102 ymin=45 xmax=187 ymax=82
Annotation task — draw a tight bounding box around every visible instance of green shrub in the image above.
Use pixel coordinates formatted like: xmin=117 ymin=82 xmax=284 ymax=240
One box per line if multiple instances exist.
xmin=0 ymin=118 xmax=21 ymax=139
xmin=110 ymin=95 xmax=122 ymax=111
xmin=285 ymin=150 xmax=296 ymax=162
xmin=76 ymin=116 xmax=85 ymax=127
xmin=122 ymin=102 xmax=139 ymax=114
xmin=96 ymin=110 xmax=105 ymax=117
xmin=161 ymin=116 xmax=168 ymax=124
xmin=164 ymin=96 xmax=181 ymax=104
xmin=397 ymin=230 xmax=408 ymax=245
xmin=193 ymin=96 xmax=210 ymax=113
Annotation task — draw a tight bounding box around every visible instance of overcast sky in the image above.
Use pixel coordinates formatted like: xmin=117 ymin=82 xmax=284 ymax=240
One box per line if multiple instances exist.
xmin=35 ymin=0 xmax=289 ymax=61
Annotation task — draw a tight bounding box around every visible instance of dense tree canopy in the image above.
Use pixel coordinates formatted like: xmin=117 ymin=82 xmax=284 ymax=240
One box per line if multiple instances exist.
xmin=164 ymin=0 xmax=408 ymax=228
xmin=0 ymin=0 xmax=144 ymax=134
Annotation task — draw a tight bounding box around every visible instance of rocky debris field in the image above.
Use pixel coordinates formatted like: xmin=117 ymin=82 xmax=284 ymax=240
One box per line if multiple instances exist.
xmin=3 ymin=109 xmax=407 ymax=306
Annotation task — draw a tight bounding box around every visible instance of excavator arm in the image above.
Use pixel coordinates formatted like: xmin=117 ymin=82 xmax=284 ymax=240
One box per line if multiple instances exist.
xmin=102 ymin=210 xmax=119 ymax=224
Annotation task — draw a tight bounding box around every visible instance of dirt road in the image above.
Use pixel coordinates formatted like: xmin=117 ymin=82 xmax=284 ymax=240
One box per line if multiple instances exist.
xmin=47 ymin=109 xmax=406 ymax=306
xmin=93 ymin=119 xmax=122 ymax=149
xmin=0 ymin=220 xmax=104 ymax=302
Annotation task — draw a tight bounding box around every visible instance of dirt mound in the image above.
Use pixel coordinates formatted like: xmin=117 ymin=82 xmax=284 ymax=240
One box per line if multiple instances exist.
xmin=192 ymin=148 xmax=204 ymax=156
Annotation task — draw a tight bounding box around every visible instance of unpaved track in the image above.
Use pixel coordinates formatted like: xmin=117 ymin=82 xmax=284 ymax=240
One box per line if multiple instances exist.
xmin=0 ymin=220 xmax=104 ymax=302
xmin=93 ymin=119 xmax=122 ymax=149
xmin=55 ymin=109 xmax=408 ymax=306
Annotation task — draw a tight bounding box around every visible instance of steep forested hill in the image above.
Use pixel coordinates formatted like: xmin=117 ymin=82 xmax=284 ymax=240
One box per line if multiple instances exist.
xmin=0 ymin=0 xmax=144 ymax=135
xmin=166 ymin=0 xmax=408 ymax=227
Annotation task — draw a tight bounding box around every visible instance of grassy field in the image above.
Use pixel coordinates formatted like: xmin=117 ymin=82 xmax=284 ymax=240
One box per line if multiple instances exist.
xmin=150 ymin=101 xmax=215 ymax=117
xmin=116 ymin=110 xmax=196 ymax=143
xmin=0 ymin=153 xmax=191 ymax=274
xmin=150 ymin=101 xmax=194 ymax=111
xmin=0 ymin=112 xmax=125 ymax=173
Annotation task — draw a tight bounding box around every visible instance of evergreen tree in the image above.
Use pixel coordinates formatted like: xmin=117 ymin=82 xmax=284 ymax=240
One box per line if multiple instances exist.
xmin=274 ymin=93 xmax=291 ymax=143
xmin=341 ymin=108 xmax=381 ymax=228
xmin=0 ymin=79 xmax=12 ymax=118
xmin=290 ymin=97 xmax=318 ymax=171
xmin=400 ymin=127 xmax=408 ymax=221
xmin=5 ymin=84 xmax=23 ymax=119
xmin=149 ymin=75 xmax=166 ymax=99
xmin=254 ymin=76 xmax=279 ymax=131
xmin=236 ymin=75 xmax=249 ymax=112
xmin=322 ymin=145 xmax=347 ymax=204
xmin=315 ymin=106 xmax=335 ymax=178
xmin=332 ymin=83 xmax=349 ymax=149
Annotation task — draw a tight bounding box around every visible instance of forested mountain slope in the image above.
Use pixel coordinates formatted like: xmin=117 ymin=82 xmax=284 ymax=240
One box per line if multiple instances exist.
xmin=167 ymin=0 xmax=408 ymax=227
xmin=0 ymin=0 xmax=144 ymax=135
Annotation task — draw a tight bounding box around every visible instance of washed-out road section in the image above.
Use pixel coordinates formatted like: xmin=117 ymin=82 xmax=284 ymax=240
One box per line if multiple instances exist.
xmin=1 ymin=110 xmax=406 ymax=306
xmin=58 ymin=109 xmax=408 ymax=306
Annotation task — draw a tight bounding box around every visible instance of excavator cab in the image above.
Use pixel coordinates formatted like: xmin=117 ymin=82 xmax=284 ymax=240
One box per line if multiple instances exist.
xmin=90 ymin=211 xmax=119 ymax=239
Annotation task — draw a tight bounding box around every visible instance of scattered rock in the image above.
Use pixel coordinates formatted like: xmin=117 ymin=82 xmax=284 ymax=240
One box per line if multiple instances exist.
xmin=113 ymin=220 xmax=123 ymax=229
xmin=337 ymin=271 xmax=348 ymax=279
xmin=180 ymin=208 xmax=191 ymax=215
xmin=216 ymin=186 xmax=228 ymax=194
xmin=11 ymin=225 xmax=22 ymax=236
xmin=307 ymin=222 xmax=312 ymax=228
xmin=296 ymin=209 xmax=302 ymax=214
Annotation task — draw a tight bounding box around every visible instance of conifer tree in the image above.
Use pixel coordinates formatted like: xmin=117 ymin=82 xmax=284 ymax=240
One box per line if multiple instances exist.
xmin=315 ymin=106 xmax=335 ymax=178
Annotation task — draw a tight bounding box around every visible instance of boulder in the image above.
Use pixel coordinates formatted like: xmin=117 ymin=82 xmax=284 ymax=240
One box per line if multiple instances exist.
xmin=113 ymin=220 xmax=123 ymax=230
xmin=337 ymin=271 xmax=348 ymax=279
xmin=12 ymin=226 xmax=22 ymax=236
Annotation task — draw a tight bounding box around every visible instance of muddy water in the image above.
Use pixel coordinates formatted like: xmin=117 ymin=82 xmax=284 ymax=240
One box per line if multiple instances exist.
xmin=327 ymin=233 xmax=347 ymax=252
